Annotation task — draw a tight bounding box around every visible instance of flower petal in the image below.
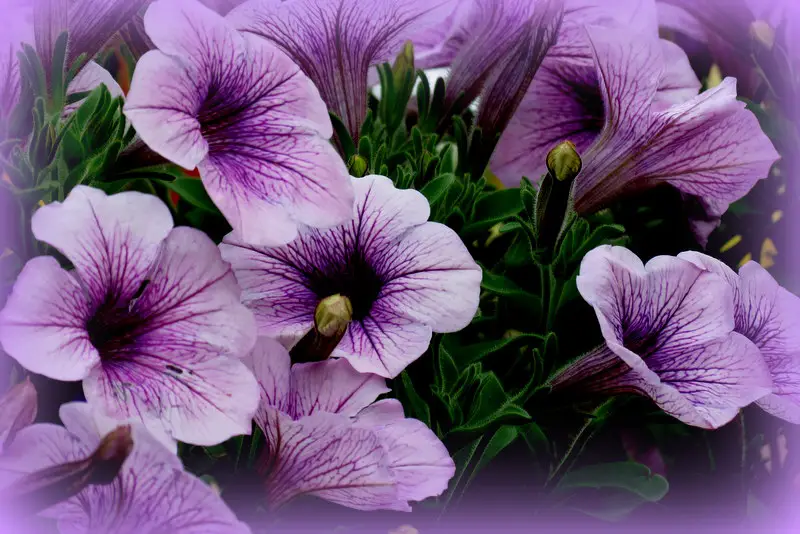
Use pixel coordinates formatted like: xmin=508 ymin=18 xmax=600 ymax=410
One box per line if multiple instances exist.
xmin=378 ymin=222 xmax=482 ymax=332
xmin=30 ymin=186 xmax=174 ymax=307
xmin=84 ymin=227 xmax=259 ymax=446
xmin=289 ymin=358 xmax=389 ymax=418
xmin=230 ymin=0 xmax=454 ymax=140
xmin=356 ymin=399 xmax=454 ymax=502
xmin=337 ymin=301 xmax=433 ymax=378
xmin=0 ymin=256 xmax=98 ymax=381
xmin=259 ymin=409 xmax=402 ymax=511
xmin=246 ymin=336 xmax=292 ymax=414
xmin=0 ymin=379 xmax=37 ymax=451
xmin=64 ymin=61 xmax=125 ymax=117
xmin=67 ymin=0 xmax=150 ymax=65
xmin=611 ymin=332 xmax=772 ymax=429
xmin=123 ymin=51 xmax=208 ymax=170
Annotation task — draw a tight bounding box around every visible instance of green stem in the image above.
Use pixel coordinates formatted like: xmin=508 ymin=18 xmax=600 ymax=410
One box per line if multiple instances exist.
xmin=545 ymin=416 xmax=594 ymax=488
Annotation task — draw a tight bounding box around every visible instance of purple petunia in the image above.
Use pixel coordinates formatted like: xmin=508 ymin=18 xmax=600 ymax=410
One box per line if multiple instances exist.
xmin=0 ymin=402 xmax=251 ymax=533
xmin=0 ymin=186 xmax=259 ymax=446
xmin=220 ymin=174 xmax=482 ymax=379
xmin=549 ymin=245 xmax=772 ymax=429
xmin=124 ymin=0 xmax=353 ymax=248
xmin=491 ymin=0 xmax=702 ymax=186
xmin=247 ymin=337 xmax=454 ymax=511
xmin=680 ymin=252 xmax=800 ymax=424
xmin=228 ymin=0 xmax=456 ymax=141
xmin=495 ymin=18 xmax=779 ymax=244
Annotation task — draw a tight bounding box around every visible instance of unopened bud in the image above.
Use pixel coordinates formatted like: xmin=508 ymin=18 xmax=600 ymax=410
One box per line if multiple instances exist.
xmin=392 ymin=41 xmax=415 ymax=83
xmin=546 ymin=141 xmax=582 ymax=183
xmin=348 ymin=154 xmax=368 ymax=178
xmin=750 ymin=20 xmax=775 ymax=50
xmin=315 ymin=294 xmax=353 ymax=338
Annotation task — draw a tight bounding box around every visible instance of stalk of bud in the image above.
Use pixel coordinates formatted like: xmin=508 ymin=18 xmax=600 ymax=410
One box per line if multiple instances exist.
xmin=290 ymin=294 xmax=353 ymax=363
xmin=534 ymin=141 xmax=582 ymax=254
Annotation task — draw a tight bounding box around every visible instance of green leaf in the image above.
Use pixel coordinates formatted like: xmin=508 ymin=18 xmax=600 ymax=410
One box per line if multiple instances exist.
xmin=398 ymin=371 xmax=431 ymax=427
xmin=329 ymin=112 xmax=356 ymax=161
xmin=420 ymin=173 xmax=459 ymax=206
xmin=556 ymin=462 xmax=669 ymax=501
xmin=160 ymin=178 xmax=218 ymax=213
xmin=462 ymin=188 xmax=523 ymax=235
xmin=441 ymin=332 xmax=543 ymax=367
xmin=453 ymin=372 xmax=530 ymax=434
xmin=480 ymin=267 xmax=537 ymax=300
xmin=460 ymin=425 xmax=520 ymax=493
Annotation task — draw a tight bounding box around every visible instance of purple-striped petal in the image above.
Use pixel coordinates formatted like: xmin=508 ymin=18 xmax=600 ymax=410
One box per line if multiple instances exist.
xmin=229 ymin=0 xmax=454 ymax=140
xmin=0 ymin=256 xmax=98 ymax=381
xmin=570 ymin=246 xmax=772 ymax=429
xmin=84 ymin=227 xmax=259 ymax=446
xmin=680 ymin=252 xmax=800 ymax=423
xmin=221 ymin=175 xmax=481 ymax=379
xmin=125 ymin=0 xmax=353 ymax=247
xmin=2 ymin=402 xmax=251 ymax=534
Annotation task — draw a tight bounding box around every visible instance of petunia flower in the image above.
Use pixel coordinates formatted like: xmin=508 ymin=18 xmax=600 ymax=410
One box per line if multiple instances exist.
xmin=124 ymin=0 xmax=353 ymax=248
xmin=247 ymin=337 xmax=454 ymax=511
xmin=491 ymin=0 xmax=703 ymax=186
xmin=507 ymin=24 xmax=778 ymax=245
xmin=0 ymin=378 xmax=37 ymax=453
xmin=220 ymin=175 xmax=482 ymax=379
xmin=0 ymin=186 xmax=259 ymax=446
xmin=228 ymin=0 xmax=456 ymax=141
xmin=0 ymin=402 xmax=251 ymax=533
xmin=548 ymin=245 xmax=772 ymax=429
xmin=679 ymin=252 xmax=800 ymax=423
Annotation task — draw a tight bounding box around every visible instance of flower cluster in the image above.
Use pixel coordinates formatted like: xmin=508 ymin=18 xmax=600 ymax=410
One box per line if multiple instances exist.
xmin=0 ymin=0 xmax=797 ymax=530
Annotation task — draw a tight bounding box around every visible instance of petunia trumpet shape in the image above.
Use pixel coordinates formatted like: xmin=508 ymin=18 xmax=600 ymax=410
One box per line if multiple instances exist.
xmin=124 ymin=0 xmax=353 ymax=247
xmin=549 ymin=245 xmax=772 ymax=429
xmin=228 ymin=0 xmax=456 ymax=141
xmin=220 ymin=175 xmax=482 ymax=378
xmin=492 ymin=0 xmax=703 ymax=186
xmin=679 ymin=252 xmax=800 ymax=424
xmin=248 ymin=337 xmax=454 ymax=511
xmin=0 ymin=402 xmax=251 ymax=533
xmin=0 ymin=186 xmax=259 ymax=446
xmin=503 ymin=24 xmax=778 ymax=245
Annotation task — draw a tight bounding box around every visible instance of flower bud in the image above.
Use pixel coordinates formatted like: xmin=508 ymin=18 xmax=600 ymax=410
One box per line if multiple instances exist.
xmin=348 ymin=154 xmax=368 ymax=178
xmin=546 ymin=140 xmax=582 ymax=183
xmin=314 ymin=294 xmax=353 ymax=339
xmin=392 ymin=41 xmax=415 ymax=86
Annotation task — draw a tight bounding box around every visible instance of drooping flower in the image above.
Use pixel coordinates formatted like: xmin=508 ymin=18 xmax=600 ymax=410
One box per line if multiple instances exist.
xmin=227 ymin=0 xmax=456 ymax=141
xmin=124 ymin=0 xmax=353 ymax=248
xmin=0 ymin=378 xmax=37 ymax=452
xmin=220 ymin=175 xmax=482 ymax=378
xmin=508 ymin=24 xmax=778 ymax=244
xmin=679 ymin=252 xmax=800 ymax=423
xmin=491 ymin=0 xmax=703 ymax=186
xmin=0 ymin=186 xmax=259 ymax=446
xmin=549 ymin=245 xmax=772 ymax=429
xmin=248 ymin=337 xmax=454 ymax=511
xmin=0 ymin=402 xmax=251 ymax=534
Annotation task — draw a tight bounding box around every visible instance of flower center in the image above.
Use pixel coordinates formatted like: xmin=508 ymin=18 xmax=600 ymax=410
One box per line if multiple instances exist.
xmin=86 ymin=285 xmax=149 ymax=359
xmin=308 ymin=252 xmax=383 ymax=321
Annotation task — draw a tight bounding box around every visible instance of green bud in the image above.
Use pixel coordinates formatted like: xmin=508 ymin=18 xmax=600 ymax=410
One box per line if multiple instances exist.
xmin=546 ymin=141 xmax=582 ymax=183
xmin=392 ymin=41 xmax=415 ymax=84
xmin=315 ymin=294 xmax=353 ymax=338
xmin=348 ymin=154 xmax=368 ymax=177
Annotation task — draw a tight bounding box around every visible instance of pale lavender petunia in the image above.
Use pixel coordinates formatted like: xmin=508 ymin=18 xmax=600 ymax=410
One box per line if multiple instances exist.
xmin=220 ymin=175 xmax=482 ymax=379
xmin=0 ymin=378 xmax=37 ymax=453
xmin=0 ymin=402 xmax=251 ymax=533
xmin=124 ymin=0 xmax=353 ymax=248
xmin=247 ymin=337 xmax=454 ymax=511
xmin=679 ymin=252 xmax=800 ymax=424
xmin=228 ymin=0 xmax=455 ymax=141
xmin=491 ymin=0 xmax=702 ymax=186
xmin=549 ymin=245 xmax=772 ymax=429
xmin=0 ymin=186 xmax=259 ymax=446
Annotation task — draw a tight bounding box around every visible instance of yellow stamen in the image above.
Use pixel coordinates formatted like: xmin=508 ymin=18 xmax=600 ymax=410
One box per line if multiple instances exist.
xmin=719 ymin=235 xmax=742 ymax=253
xmin=738 ymin=253 xmax=753 ymax=268
xmin=760 ymin=238 xmax=777 ymax=269
xmin=771 ymin=210 xmax=783 ymax=224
